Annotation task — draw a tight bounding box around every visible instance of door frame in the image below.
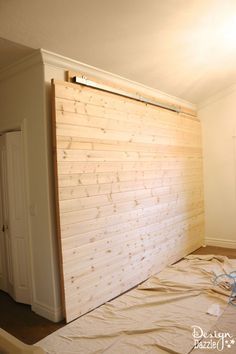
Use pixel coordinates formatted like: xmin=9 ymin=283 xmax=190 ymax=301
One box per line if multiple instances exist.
xmin=21 ymin=119 xmax=33 ymax=304
xmin=0 ymin=138 xmax=8 ymax=293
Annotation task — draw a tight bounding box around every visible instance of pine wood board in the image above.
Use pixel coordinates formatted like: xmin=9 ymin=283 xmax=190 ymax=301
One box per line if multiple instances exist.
xmin=52 ymin=79 xmax=204 ymax=322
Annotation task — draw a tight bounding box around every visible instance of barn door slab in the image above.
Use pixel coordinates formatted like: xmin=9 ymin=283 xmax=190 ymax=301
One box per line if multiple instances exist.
xmin=52 ymin=79 xmax=204 ymax=322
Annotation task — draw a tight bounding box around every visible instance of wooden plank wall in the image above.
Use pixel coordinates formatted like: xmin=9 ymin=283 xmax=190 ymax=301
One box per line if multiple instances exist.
xmin=52 ymin=80 xmax=204 ymax=322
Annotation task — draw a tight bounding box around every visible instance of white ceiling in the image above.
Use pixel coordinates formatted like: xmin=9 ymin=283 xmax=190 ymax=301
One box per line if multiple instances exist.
xmin=1 ymin=0 xmax=236 ymax=104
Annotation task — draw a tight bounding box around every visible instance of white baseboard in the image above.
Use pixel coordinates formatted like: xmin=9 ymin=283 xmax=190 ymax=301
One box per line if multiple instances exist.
xmin=205 ymin=238 xmax=236 ymax=249
xmin=32 ymin=301 xmax=63 ymax=323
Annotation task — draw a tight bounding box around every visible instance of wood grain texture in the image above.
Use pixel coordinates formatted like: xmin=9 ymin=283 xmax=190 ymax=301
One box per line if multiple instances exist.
xmin=52 ymin=79 xmax=204 ymax=322
xmin=66 ymin=70 xmax=197 ymax=117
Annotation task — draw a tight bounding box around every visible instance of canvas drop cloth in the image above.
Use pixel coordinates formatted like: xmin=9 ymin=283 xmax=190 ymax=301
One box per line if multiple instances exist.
xmin=37 ymin=255 xmax=236 ymax=354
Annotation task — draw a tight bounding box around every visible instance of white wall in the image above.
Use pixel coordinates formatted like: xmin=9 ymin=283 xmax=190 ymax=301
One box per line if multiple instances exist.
xmin=198 ymin=87 xmax=236 ymax=248
xmin=0 ymin=54 xmax=62 ymax=321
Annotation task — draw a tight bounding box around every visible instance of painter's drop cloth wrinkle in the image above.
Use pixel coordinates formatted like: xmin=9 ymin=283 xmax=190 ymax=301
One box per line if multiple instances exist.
xmin=37 ymin=255 xmax=236 ymax=354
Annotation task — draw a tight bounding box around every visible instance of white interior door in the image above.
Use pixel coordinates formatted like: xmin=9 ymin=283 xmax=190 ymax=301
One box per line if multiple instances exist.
xmin=0 ymin=131 xmax=31 ymax=304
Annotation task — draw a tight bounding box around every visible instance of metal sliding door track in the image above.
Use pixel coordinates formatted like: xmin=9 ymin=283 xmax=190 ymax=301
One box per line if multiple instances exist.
xmin=73 ymin=76 xmax=181 ymax=113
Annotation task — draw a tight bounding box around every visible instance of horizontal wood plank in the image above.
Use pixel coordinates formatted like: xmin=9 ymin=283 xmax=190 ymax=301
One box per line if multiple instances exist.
xmin=52 ymin=80 xmax=204 ymax=322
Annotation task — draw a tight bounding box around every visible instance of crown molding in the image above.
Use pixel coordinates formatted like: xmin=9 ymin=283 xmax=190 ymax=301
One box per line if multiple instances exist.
xmin=198 ymin=83 xmax=236 ymax=110
xmin=0 ymin=49 xmax=43 ymax=82
xmin=40 ymin=49 xmax=196 ymax=112
xmin=0 ymin=47 xmax=196 ymax=112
